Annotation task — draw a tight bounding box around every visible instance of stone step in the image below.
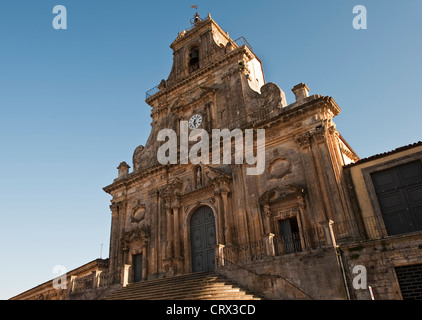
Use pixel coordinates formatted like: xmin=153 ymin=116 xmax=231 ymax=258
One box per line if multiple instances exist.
xmin=103 ymin=272 xmax=261 ymax=300
xmin=109 ymin=283 xmax=241 ymax=296
xmin=118 ymin=292 xmax=255 ymax=301
xmin=114 ymin=278 xmax=237 ymax=294
xmin=108 ymin=287 xmax=248 ymax=300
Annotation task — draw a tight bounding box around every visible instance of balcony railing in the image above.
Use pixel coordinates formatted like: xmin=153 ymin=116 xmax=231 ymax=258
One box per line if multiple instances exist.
xmin=218 ymin=215 xmax=405 ymax=266
xmin=274 ymin=227 xmax=327 ymax=255
xmin=223 ymin=239 xmax=267 ymax=263
xmin=70 ymin=270 xmax=121 ymax=293
xmin=98 ymin=271 xmax=121 ymax=288
xmin=222 ymin=226 xmax=328 ymax=264
xmin=234 ymin=36 xmax=253 ymax=52
xmin=332 ymin=215 xmax=385 ymax=244
xmin=72 ymin=274 xmax=94 ymax=292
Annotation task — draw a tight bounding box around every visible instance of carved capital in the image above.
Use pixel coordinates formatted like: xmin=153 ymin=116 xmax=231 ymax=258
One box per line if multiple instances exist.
xmin=263 ymin=204 xmax=271 ymax=217
xmin=311 ymin=125 xmax=328 ymax=143
xmin=171 ymin=196 xmax=181 ymax=210
xmin=213 ymin=187 xmax=221 ymax=197
xmin=163 ymin=197 xmax=172 ymax=211
xmin=220 ymin=185 xmax=230 ymax=196
xmin=293 ymin=132 xmax=311 ymax=148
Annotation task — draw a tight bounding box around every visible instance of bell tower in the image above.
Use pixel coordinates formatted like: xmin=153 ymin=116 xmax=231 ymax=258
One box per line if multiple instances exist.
xmin=140 ymin=13 xmax=287 ymax=174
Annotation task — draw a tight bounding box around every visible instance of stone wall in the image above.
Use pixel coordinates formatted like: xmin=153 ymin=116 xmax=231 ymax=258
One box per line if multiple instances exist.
xmin=218 ymin=247 xmax=347 ymax=300
xmin=67 ymin=284 xmax=121 ymax=300
xmin=340 ymin=233 xmax=422 ymax=300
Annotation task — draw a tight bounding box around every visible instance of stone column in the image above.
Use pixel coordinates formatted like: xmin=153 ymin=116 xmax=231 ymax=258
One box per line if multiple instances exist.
xmin=142 ymin=244 xmax=149 ymax=280
xmin=214 ymin=188 xmax=225 ymax=244
xmin=116 ymin=202 xmax=127 ymax=271
xmin=294 ymin=132 xmax=328 ymax=223
xmin=319 ymin=220 xmax=336 ymax=247
xmin=214 ymin=244 xmax=225 ymax=268
xmin=312 ymin=127 xmax=341 ymax=221
xmin=93 ymin=270 xmax=102 ymax=288
xmin=263 ymin=233 xmax=275 ymax=257
xmin=263 ymin=204 xmax=272 ymax=235
xmin=108 ymin=203 xmax=118 ymax=273
xmin=172 ymin=204 xmax=181 ymax=258
xmin=165 ymin=201 xmax=173 ymax=259
xmin=221 ymin=187 xmax=231 ymax=244
xmin=69 ymin=275 xmax=77 ymax=293
xmin=122 ymin=264 xmax=131 ymax=287
xmin=172 ymin=200 xmax=183 ymax=275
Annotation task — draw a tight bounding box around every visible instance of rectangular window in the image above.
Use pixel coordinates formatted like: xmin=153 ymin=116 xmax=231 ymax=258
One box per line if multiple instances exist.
xmin=395 ymin=264 xmax=422 ymax=300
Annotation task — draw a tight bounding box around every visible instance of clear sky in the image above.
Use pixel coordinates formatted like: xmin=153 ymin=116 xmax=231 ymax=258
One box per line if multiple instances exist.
xmin=0 ymin=0 xmax=421 ymax=300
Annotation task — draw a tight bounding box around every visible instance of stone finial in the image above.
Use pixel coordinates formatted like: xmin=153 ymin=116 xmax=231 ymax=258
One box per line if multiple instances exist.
xmin=292 ymin=83 xmax=310 ymax=102
xmin=117 ymin=161 xmax=130 ymax=178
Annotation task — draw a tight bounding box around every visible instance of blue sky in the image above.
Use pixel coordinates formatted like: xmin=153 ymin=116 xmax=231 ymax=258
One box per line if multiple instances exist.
xmin=0 ymin=0 xmax=421 ymax=299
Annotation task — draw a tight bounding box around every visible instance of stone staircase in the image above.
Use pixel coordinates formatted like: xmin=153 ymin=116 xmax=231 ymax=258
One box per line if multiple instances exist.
xmin=103 ymin=272 xmax=261 ymax=300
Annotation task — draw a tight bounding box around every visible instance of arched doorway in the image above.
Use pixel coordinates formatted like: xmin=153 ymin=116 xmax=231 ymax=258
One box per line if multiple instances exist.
xmin=190 ymin=206 xmax=216 ymax=272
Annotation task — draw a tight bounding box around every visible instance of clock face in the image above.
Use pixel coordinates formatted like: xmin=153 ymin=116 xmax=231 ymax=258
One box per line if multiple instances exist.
xmin=189 ymin=114 xmax=203 ymax=130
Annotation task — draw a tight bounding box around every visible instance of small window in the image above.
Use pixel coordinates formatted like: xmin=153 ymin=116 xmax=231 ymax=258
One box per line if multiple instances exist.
xmin=188 ymin=47 xmax=200 ymax=73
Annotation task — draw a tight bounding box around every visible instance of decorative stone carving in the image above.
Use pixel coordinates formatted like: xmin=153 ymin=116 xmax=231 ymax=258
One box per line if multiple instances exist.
xmin=131 ymin=201 xmax=146 ymax=224
xmin=133 ymin=145 xmax=153 ymax=172
xmin=161 ymin=178 xmax=184 ymax=198
xmin=293 ymin=132 xmax=312 ymax=148
xmin=184 ymin=178 xmax=193 ymax=193
xmin=203 ymin=165 xmax=232 ymax=185
xmin=121 ymin=225 xmax=151 ymax=251
xmin=260 ymin=82 xmax=284 ymax=109
xmin=258 ymin=185 xmax=306 ymax=212
xmin=267 ymin=157 xmax=292 ymax=180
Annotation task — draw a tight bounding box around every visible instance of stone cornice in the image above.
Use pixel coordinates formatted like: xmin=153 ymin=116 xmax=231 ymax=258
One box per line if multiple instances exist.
xmin=103 ymin=163 xmax=167 ymax=194
xmin=245 ymin=95 xmax=341 ymax=134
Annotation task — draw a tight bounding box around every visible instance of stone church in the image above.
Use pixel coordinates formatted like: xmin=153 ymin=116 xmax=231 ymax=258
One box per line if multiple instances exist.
xmin=102 ymin=13 xmax=359 ymax=297
xmin=11 ymin=13 xmax=422 ymax=300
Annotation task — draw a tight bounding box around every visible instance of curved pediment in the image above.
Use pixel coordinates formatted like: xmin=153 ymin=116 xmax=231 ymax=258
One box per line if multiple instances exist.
xmin=259 ymin=185 xmax=306 ymax=207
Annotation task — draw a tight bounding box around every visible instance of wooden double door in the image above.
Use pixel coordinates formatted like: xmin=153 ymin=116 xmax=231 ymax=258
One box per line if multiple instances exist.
xmin=371 ymin=161 xmax=422 ymax=235
xmin=190 ymin=206 xmax=216 ymax=273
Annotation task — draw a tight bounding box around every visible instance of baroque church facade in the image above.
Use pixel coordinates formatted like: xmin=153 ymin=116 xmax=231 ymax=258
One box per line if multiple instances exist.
xmin=11 ymin=13 xmax=422 ymax=301
xmin=103 ymin=13 xmax=359 ymax=294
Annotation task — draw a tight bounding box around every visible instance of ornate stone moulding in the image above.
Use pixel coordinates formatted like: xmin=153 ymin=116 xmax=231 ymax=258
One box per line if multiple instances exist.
xmin=121 ymin=226 xmax=151 ymax=251
xmin=258 ymin=185 xmax=306 ymax=212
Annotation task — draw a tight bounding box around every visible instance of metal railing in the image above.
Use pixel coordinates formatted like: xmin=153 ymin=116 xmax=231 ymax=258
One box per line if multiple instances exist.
xmin=234 ymin=36 xmax=253 ymax=51
xmin=273 ymin=227 xmax=327 ymax=256
xmin=220 ymin=215 xmax=395 ymax=265
xmin=223 ymin=226 xmax=328 ymax=264
xmin=145 ymin=85 xmax=160 ymax=100
xmin=332 ymin=215 xmax=385 ymax=244
xmin=223 ymin=239 xmax=267 ymax=263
